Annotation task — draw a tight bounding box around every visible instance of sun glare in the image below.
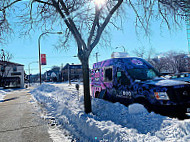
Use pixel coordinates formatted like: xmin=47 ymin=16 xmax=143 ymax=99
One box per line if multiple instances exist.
xmin=94 ymin=0 xmax=106 ymax=7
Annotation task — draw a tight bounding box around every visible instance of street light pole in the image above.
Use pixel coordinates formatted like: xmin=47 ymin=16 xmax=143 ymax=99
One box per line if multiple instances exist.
xmin=28 ymin=61 xmax=38 ymax=86
xmin=38 ymin=31 xmax=63 ymax=85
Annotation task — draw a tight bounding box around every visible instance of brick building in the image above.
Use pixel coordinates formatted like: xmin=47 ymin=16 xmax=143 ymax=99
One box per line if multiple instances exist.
xmin=60 ymin=63 xmax=83 ymax=82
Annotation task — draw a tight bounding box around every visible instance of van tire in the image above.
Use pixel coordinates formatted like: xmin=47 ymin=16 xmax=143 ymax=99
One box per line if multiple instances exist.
xmin=177 ymin=113 xmax=187 ymax=120
xmin=175 ymin=108 xmax=188 ymax=120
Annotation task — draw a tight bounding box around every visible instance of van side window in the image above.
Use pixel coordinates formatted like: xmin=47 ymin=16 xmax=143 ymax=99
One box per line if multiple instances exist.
xmin=104 ymin=68 xmax=112 ymax=82
xmin=117 ymin=71 xmax=130 ymax=85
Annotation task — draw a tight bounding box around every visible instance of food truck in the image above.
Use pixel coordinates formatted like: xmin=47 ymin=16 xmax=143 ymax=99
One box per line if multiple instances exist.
xmin=91 ymin=52 xmax=190 ymax=118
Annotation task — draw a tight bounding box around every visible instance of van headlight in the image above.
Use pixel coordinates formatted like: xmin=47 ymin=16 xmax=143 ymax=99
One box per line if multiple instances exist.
xmin=154 ymin=92 xmax=169 ymax=100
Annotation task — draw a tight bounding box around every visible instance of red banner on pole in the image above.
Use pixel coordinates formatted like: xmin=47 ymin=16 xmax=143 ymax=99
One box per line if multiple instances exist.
xmin=41 ymin=54 xmax=47 ymax=65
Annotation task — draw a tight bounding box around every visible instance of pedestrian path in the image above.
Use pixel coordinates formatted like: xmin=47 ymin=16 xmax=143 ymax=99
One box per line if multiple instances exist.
xmin=0 ymin=88 xmax=52 ymax=142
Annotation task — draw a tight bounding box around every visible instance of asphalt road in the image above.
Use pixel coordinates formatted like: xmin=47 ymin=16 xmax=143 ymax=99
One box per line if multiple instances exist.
xmin=0 ymin=88 xmax=52 ymax=142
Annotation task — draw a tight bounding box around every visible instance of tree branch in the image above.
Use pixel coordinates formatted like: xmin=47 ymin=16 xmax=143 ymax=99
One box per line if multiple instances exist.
xmin=59 ymin=0 xmax=86 ymax=51
xmin=87 ymin=6 xmax=100 ymax=48
xmin=90 ymin=0 xmax=123 ymax=52
xmin=0 ymin=0 xmax=22 ymax=11
xmin=50 ymin=0 xmax=82 ymax=50
xmin=158 ymin=2 xmax=171 ymax=30
xmin=128 ymin=0 xmax=148 ymax=34
xmin=33 ymin=0 xmax=53 ymax=6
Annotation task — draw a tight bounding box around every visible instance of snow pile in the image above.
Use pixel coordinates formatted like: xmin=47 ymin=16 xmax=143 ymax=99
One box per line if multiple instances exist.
xmin=0 ymin=90 xmax=6 ymax=100
xmin=128 ymin=103 xmax=148 ymax=114
xmin=0 ymin=89 xmax=13 ymax=101
xmin=30 ymin=83 xmax=190 ymax=142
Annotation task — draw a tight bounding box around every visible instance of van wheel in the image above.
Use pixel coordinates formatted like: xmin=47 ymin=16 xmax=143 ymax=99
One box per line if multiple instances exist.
xmin=134 ymin=98 xmax=152 ymax=113
xmin=177 ymin=113 xmax=187 ymax=120
xmin=143 ymin=103 xmax=151 ymax=113
xmin=95 ymin=92 xmax=100 ymax=98
xmin=176 ymin=109 xmax=188 ymax=120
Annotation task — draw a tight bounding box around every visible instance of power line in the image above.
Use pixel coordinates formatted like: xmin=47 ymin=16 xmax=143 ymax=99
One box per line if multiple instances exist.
xmin=15 ymin=55 xmax=73 ymax=59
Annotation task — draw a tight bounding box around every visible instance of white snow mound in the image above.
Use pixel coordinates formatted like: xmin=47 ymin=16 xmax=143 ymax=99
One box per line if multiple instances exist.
xmin=30 ymin=83 xmax=190 ymax=142
xmin=128 ymin=103 xmax=148 ymax=114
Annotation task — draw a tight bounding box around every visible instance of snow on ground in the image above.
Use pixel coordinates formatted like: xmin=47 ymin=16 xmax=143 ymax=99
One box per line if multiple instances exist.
xmin=0 ymin=88 xmax=14 ymax=101
xmin=30 ymin=83 xmax=190 ymax=142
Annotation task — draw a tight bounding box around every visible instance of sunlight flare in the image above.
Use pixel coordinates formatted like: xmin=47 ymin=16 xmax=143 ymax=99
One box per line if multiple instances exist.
xmin=93 ymin=0 xmax=107 ymax=7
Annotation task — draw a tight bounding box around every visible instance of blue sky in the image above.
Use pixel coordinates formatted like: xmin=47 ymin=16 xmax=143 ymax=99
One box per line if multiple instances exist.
xmin=2 ymin=2 xmax=189 ymax=75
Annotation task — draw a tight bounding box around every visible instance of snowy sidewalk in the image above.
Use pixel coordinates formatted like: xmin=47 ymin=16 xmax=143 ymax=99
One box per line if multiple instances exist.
xmin=0 ymin=88 xmax=52 ymax=142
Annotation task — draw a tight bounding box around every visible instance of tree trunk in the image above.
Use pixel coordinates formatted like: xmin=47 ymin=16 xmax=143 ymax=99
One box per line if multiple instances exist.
xmin=81 ymin=58 xmax=92 ymax=113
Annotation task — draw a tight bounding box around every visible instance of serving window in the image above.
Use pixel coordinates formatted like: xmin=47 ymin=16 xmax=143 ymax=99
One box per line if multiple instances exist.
xmin=104 ymin=66 xmax=113 ymax=82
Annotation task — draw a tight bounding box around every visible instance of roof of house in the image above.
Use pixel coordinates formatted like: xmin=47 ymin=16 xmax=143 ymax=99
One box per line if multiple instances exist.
xmin=0 ymin=61 xmax=24 ymax=66
xmin=61 ymin=63 xmax=82 ymax=70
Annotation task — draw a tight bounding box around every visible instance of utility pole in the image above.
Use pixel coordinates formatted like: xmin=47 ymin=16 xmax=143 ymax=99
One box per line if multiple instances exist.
xmin=68 ymin=64 xmax=71 ymax=85
xmin=28 ymin=61 xmax=38 ymax=86
xmin=186 ymin=15 xmax=190 ymax=55
xmin=1 ymin=49 xmax=5 ymax=61
xmin=186 ymin=2 xmax=190 ymax=55
xmin=95 ymin=52 xmax=100 ymax=62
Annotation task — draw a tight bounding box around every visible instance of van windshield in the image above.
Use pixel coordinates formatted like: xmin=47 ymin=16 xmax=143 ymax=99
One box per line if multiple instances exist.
xmin=127 ymin=68 xmax=158 ymax=81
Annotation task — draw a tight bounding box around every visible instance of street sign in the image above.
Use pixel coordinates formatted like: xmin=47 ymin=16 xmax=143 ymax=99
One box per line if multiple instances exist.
xmin=41 ymin=54 xmax=47 ymax=65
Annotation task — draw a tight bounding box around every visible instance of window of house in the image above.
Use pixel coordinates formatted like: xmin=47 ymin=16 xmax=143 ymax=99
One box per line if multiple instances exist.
xmin=13 ymin=66 xmax=17 ymax=71
xmin=104 ymin=67 xmax=112 ymax=82
xmin=1 ymin=66 xmax=5 ymax=72
xmin=71 ymin=69 xmax=74 ymax=74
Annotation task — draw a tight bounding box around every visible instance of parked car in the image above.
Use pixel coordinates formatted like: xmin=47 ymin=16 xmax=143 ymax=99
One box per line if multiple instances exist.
xmin=91 ymin=53 xmax=190 ymax=118
xmin=169 ymin=73 xmax=190 ymax=83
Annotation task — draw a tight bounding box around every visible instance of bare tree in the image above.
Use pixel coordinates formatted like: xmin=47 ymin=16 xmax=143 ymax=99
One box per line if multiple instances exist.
xmin=167 ymin=51 xmax=188 ymax=73
xmin=133 ymin=46 xmax=155 ymax=61
xmin=51 ymin=66 xmax=60 ymax=71
xmin=133 ymin=46 xmax=146 ymax=58
xmin=0 ymin=49 xmax=13 ymax=61
xmin=0 ymin=1 xmax=15 ymax=43
xmin=0 ymin=0 xmax=189 ymax=113
xmin=128 ymin=0 xmax=189 ymax=34
xmin=150 ymin=51 xmax=189 ymax=74
xmin=1 ymin=0 xmax=124 ymax=113
xmin=149 ymin=57 xmax=167 ymax=73
xmin=0 ymin=49 xmax=13 ymax=78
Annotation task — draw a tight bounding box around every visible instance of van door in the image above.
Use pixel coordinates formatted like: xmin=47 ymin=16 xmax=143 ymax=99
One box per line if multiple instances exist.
xmin=116 ymin=70 xmax=133 ymax=105
xmin=117 ymin=71 xmax=130 ymax=86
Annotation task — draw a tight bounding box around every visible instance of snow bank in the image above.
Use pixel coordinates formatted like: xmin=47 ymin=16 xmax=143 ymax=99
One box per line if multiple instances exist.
xmin=0 ymin=90 xmax=6 ymax=100
xmin=0 ymin=89 xmax=13 ymax=101
xmin=31 ymin=83 xmax=190 ymax=142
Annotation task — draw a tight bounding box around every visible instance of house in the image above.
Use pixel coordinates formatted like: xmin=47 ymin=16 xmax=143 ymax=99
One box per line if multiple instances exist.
xmin=45 ymin=70 xmax=60 ymax=82
xmin=60 ymin=63 xmax=83 ymax=82
xmin=43 ymin=66 xmax=61 ymax=82
xmin=29 ymin=74 xmax=40 ymax=83
xmin=0 ymin=61 xmax=24 ymax=88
